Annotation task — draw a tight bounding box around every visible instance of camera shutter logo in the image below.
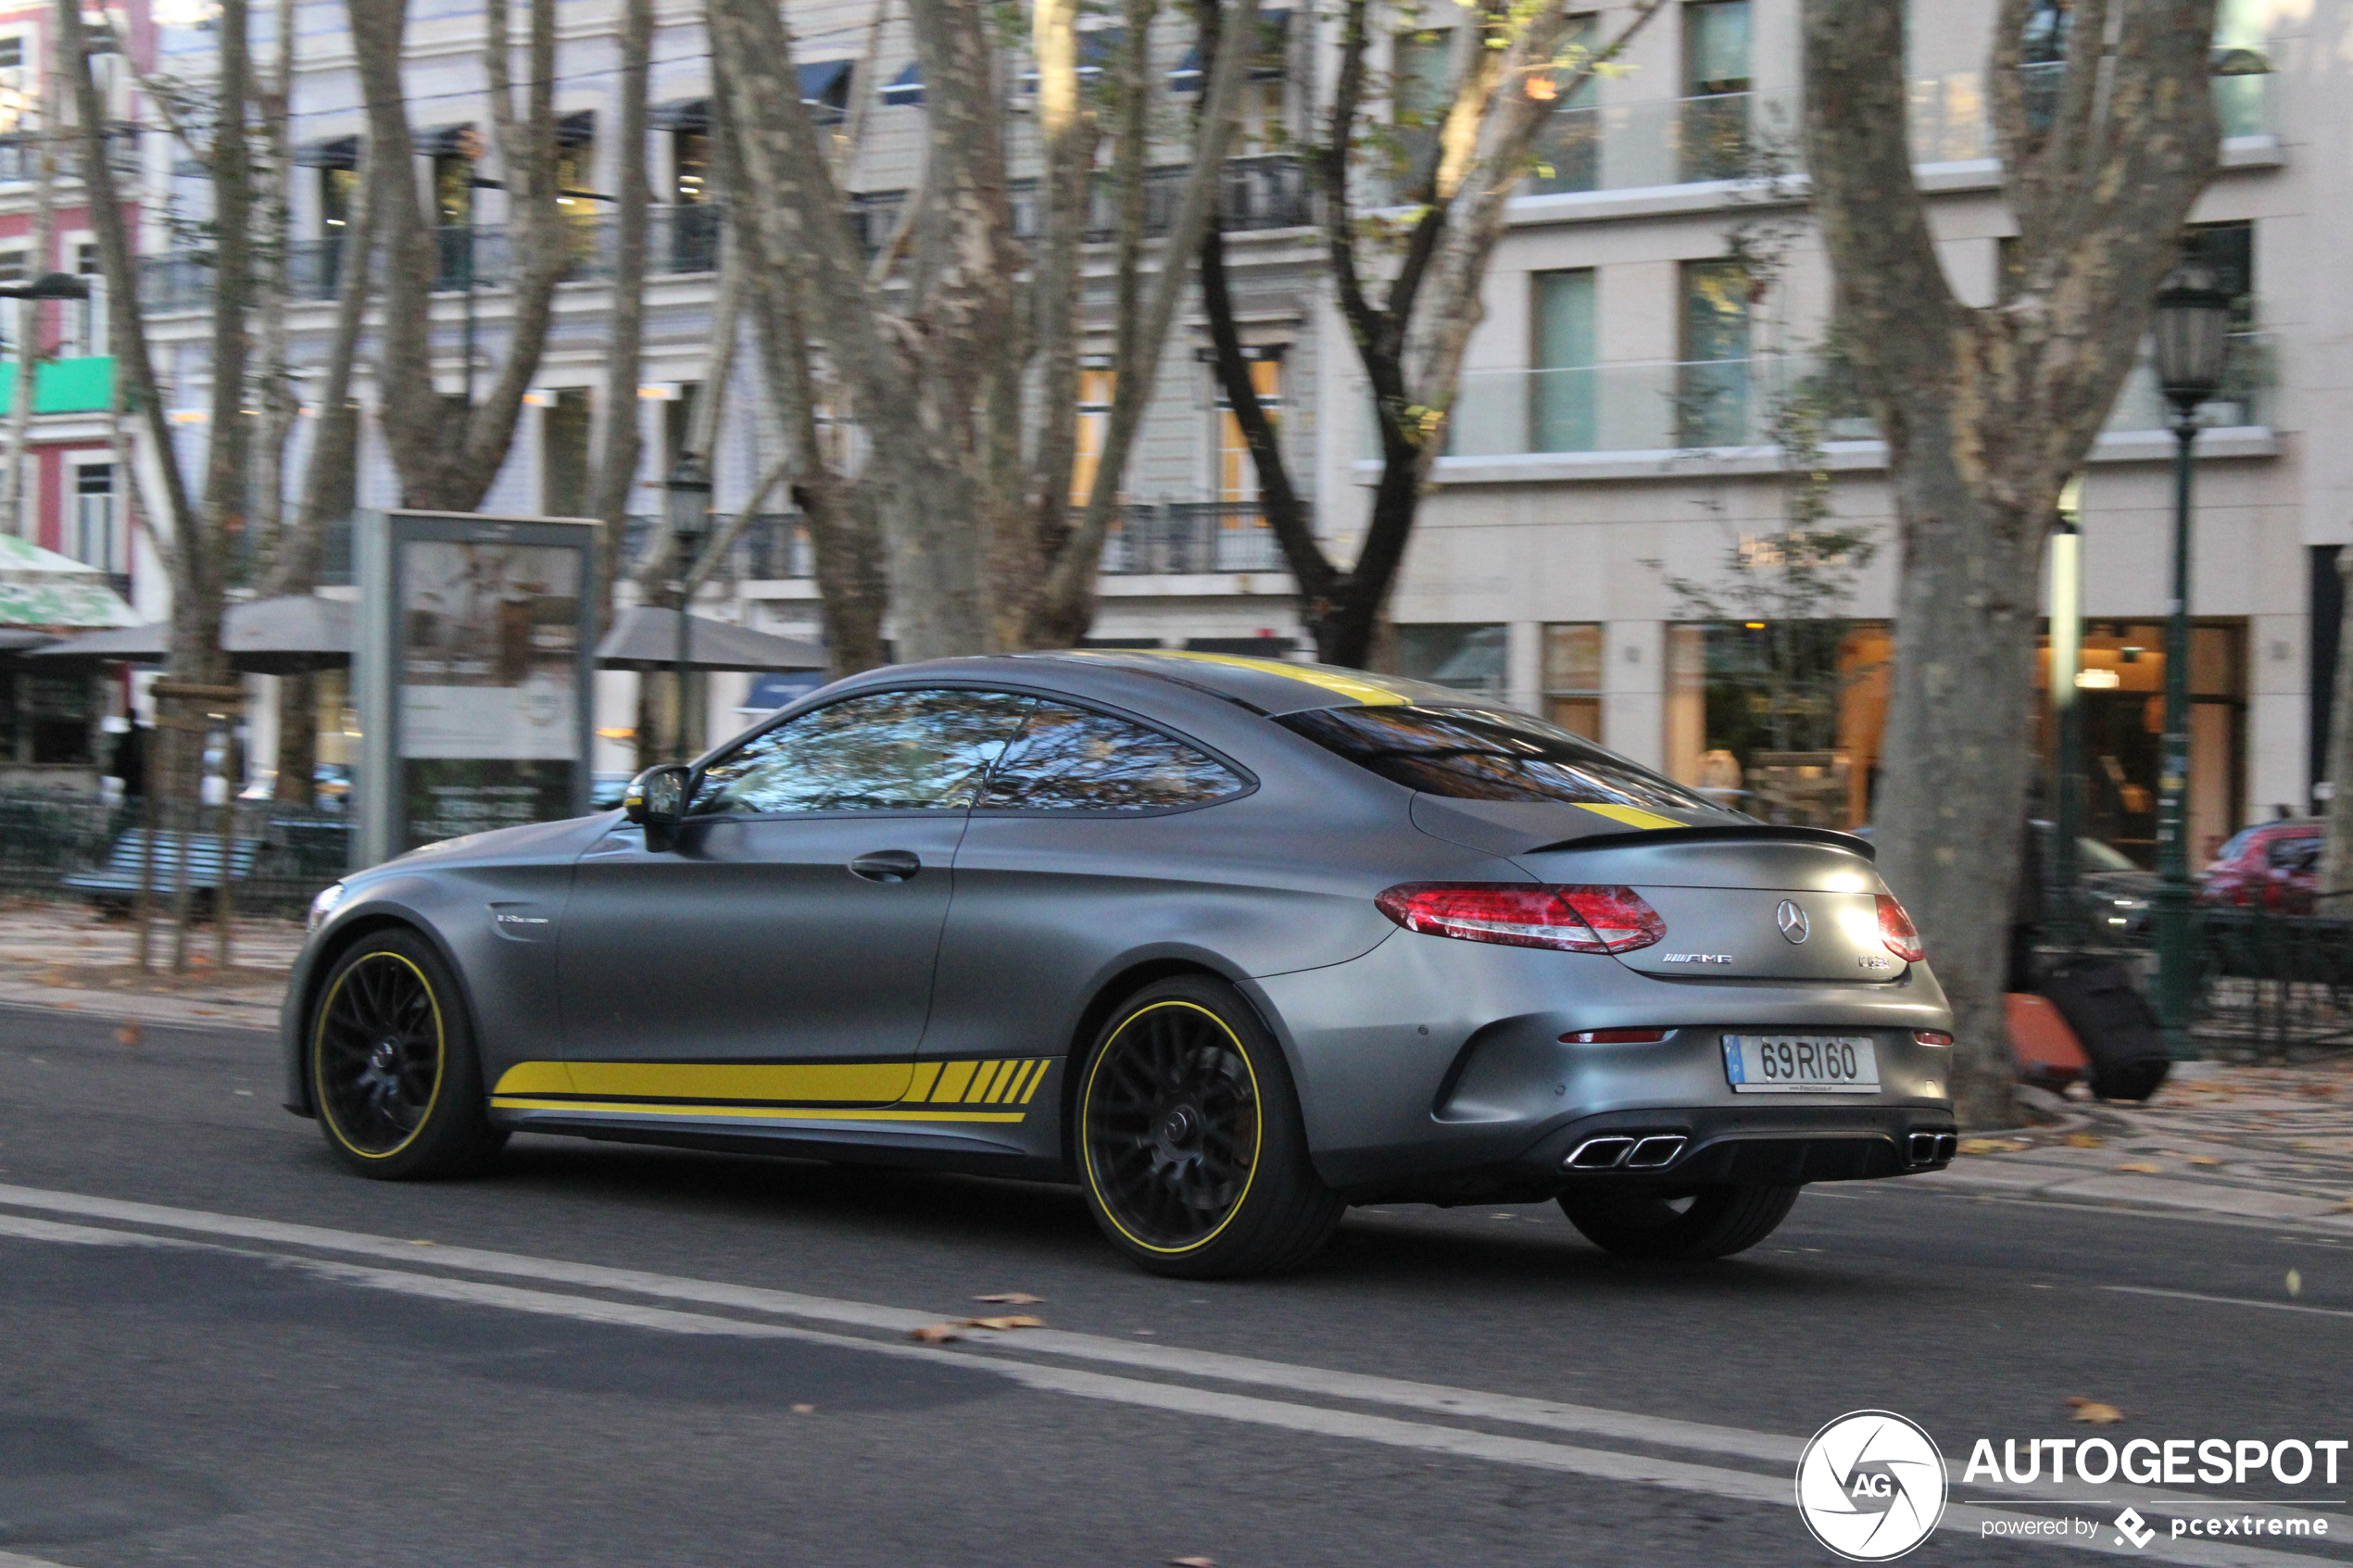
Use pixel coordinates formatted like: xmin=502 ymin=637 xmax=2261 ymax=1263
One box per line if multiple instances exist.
xmin=1794 ymin=1411 xmax=1948 ymax=1561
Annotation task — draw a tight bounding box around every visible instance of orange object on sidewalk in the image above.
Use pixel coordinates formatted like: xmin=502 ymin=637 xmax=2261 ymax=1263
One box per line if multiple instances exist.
xmin=2007 ymin=992 xmax=2091 ymax=1090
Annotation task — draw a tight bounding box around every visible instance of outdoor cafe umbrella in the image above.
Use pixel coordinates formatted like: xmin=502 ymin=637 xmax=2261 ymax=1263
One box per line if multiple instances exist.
xmin=594 ymin=606 xmax=828 ymax=673
xmin=27 ymin=594 xmax=354 ymax=673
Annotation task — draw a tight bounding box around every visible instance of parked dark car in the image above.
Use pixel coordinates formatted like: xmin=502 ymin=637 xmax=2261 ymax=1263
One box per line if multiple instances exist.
xmin=284 ymin=652 xmax=1957 ymax=1277
xmin=2199 ymin=820 xmax=2322 ymax=914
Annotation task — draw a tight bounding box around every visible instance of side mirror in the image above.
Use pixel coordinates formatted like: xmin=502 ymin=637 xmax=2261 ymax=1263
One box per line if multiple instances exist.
xmin=622 ymin=764 xmax=692 ymax=851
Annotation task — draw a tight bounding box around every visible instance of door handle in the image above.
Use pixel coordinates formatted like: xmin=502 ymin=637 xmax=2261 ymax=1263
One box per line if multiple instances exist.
xmin=849 ymin=849 xmax=923 ymax=884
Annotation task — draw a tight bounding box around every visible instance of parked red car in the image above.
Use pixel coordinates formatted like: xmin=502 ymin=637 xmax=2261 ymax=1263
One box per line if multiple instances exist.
xmin=2198 ymin=821 xmax=2323 ymax=914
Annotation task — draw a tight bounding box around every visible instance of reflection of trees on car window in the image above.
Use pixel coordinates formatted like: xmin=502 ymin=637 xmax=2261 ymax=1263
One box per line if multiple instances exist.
xmin=979 ymin=702 xmax=1245 ymax=811
xmin=698 ymin=690 xmax=1035 ymax=813
xmin=1279 ymin=706 xmax=1722 ymax=813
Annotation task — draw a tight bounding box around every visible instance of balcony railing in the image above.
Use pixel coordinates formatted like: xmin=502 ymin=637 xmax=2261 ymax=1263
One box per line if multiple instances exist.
xmin=1526 ymin=71 xmax=2270 ymax=197
xmin=1446 ymin=337 xmax=2275 ymax=460
xmin=1103 ymin=502 xmax=1288 ymax=574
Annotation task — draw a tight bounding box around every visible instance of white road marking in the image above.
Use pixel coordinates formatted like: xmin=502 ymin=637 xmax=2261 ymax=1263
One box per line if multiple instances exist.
xmin=0 ymin=1552 xmax=83 ymax=1568
xmin=2105 ymin=1284 xmax=2353 ymax=1321
xmin=0 ymin=1188 xmax=2345 ymax=1567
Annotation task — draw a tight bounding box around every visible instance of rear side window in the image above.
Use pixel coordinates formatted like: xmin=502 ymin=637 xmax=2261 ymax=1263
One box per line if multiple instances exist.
xmin=2270 ymin=834 xmax=2321 ymax=872
xmin=1278 ymin=704 xmax=1722 ymax=813
xmin=696 ymin=688 xmax=1034 ymax=815
xmin=977 ymin=701 xmax=1246 ymax=812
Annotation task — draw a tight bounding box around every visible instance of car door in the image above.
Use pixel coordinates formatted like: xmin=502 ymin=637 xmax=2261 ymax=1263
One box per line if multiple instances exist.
xmin=919 ymin=698 xmax=1254 ymax=1106
xmin=554 ymin=688 xmax=1034 ymax=1114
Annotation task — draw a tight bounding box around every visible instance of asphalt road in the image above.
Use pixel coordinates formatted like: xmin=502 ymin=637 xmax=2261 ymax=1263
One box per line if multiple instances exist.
xmin=2 ymin=1001 xmax=2349 ymax=1568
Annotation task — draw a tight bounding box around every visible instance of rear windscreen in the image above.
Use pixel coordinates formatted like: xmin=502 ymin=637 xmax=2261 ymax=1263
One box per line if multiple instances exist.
xmin=1277 ymin=705 xmax=1727 ymax=813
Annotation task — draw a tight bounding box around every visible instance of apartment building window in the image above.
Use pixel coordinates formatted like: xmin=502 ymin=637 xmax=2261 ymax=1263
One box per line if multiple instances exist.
xmin=1679 ymin=258 xmax=1751 ymax=447
xmin=555 ymin=110 xmax=597 ymax=245
xmin=1393 ymin=29 xmax=1453 ymax=185
xmin=542 ymin=389 xmax=591 ymax=518
xmin=69 ymin=242 xmax=101 ymax=355
xmin=74 ymin=464 xmax=124 ymax=577
xmin=1529 ymin=13 xmax=1601 ymax=194
xmin=1680 ymin=1 xmax=1749 ymax=181
xmin=1395 ymin=625 xmax=1509 ymax=701
xmin=1071 ymin=364 xmax=1115 ymax=505
xmin=660 ymin=102 xmax=717 ymax=272
xmin=1543 ymin=624 xmax=1604 ymax=739
xmin=2181 ymin=220 xmax=2253 ymax=326
xmin=0 ymin=35 xmax=23 ymax=69
xmin=1531 ymin=269 xmax=1596 ymax=453
xmin=1214 ymin=354 xmax=1281 ymax=506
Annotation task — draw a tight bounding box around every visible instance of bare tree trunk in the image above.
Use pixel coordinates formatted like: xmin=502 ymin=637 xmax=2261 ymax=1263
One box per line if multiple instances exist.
xmin=0 ymin=82 xmax=54 ymax=541
xmin=1027 ymin=0 xmax=1259 ymax=646
xmin=588 ymin=0 xmax=650 ymax=636
xmin=2323 ymin=550 xmax=2353 ymax=902
xmin=249 ymin=0 xmax=297 ymax=587
xmin=1804 ymin=0 xmax=2220 ymax=1125
xmin=352 ymin=0 xmax=566 ymax=511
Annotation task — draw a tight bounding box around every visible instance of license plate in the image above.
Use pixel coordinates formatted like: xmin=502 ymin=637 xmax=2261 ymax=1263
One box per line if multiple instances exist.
xmin=1722 ymin=1035 xmax=1880 ymax=1094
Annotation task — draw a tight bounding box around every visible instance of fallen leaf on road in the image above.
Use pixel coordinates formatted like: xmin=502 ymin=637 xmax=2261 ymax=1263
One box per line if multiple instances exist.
xmin=973 ymin=1293 xmax=1044 ymax=1305
xmin=2301 ymin=1083 xmax=2337 ymax=1098
xmin=1169 ymin=1558 xmax=1217 ymax=1566
xmin=1959 ymin=1137 xmax=2029 ymax=1155
xmin=908 ymin=1323 xmax=963 ymax=1344
xmin=2186 ymin=1156 xmax=2223 ymax=1166
xmin=957 ymin=1315 xmax=1046 ymax=1331
xmin=2112 ymin=1162 xmax=2162 ymax=1174
xmin=2062 ymin=1133 xmax=2104 ymax=1148
xmin=2068 ymin=1398 xmax=2125 ymax=1424
xmin=790 ymin=1403 xmax=816 ymax=1414
xmin=112 ymin=1022 xmax=142 ymax=1046
xmin=2286 ymin=1269 xmax=2302 ymax=1298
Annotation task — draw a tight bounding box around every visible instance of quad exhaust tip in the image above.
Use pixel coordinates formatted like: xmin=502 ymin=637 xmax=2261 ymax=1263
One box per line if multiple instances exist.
xmin=1907 ymin=1131 xmax=1958 ymax=1167
xmin=1565 ymin=1134 xmax=1687 ymax=1171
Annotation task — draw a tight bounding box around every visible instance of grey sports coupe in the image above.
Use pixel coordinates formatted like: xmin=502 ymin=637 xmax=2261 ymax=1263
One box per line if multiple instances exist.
xmin=284 ymin=651 xmax=1957 ymax=1277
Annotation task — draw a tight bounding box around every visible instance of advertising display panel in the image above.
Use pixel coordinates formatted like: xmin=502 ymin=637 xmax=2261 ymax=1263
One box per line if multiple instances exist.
xmin=354 ymin=511 xmax=598 ymax=866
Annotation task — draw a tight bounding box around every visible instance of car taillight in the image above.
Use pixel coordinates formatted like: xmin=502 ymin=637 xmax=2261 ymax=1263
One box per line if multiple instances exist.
xmin=1877 ymin=894 xmax=1925 ymax=963
xmin=1913 ymin=1030 xmax=1953 ymax=1047
xmin=1561 ymin=1027 xmax=1670 ymax=1044
xmin=1375 ymin=884 xmax=1667 ymax=955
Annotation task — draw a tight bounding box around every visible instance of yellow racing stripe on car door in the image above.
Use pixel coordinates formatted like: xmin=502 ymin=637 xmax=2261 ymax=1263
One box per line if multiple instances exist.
xmin=1021 ymin=1061 xmax=1051 ymax=1102
xmin=929 ymin=1060 xmax=977 ymax=1103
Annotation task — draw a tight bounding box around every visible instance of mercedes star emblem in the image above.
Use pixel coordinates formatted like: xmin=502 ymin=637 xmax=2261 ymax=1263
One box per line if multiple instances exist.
xmin=1776 ymin=898 xmax=1810 ymax=944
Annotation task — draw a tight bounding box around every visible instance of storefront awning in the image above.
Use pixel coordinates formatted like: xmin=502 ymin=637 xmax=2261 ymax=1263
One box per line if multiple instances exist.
xmin=0 ymin=533 xmax=137 ymax=630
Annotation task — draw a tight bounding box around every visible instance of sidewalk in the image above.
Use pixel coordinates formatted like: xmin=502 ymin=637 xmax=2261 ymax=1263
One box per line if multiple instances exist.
xmin=1909 ymin=1060 xmax=2353 ymax=1230
xmin=0 ymin=896 xmax=294 ymax=1033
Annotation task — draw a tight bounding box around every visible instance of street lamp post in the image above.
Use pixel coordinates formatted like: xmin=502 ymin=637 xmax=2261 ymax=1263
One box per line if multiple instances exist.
xmin=663 ymin=451 xmax=712 ymax=761
xmin=2049 ymin=476 xmax=2083 ymax=946
xmin=2149 ymin=265 xmax=2233 ymax=1060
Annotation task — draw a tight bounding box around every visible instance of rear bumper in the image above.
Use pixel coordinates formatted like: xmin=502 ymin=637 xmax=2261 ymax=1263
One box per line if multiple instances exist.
xmin=1252 ymin=931 xmax=1956 ymax=1198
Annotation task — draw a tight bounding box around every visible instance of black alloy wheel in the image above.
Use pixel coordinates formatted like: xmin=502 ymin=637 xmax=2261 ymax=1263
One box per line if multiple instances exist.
xmin=1078 ymin=975 xmax=1342 ymax=1278
xmin=309 ymin=929 xmax=506 ymax=1179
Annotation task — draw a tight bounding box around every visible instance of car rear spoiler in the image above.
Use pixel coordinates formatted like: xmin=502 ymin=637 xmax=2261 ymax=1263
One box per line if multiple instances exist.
xmin=1526 ymin=823 xmax=1877 ymax=859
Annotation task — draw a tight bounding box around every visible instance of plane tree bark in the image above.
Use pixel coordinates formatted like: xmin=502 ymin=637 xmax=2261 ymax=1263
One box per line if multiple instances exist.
xmin=1803 ymin=0 xmax=2221 ymax=1125
xmin=1200 ymin=0 xmax=1668 ymax=668
xmin=586 ymin=0 xmax=651 ymax=636
xmin=349 ymin=0 xmax=565 ymax=511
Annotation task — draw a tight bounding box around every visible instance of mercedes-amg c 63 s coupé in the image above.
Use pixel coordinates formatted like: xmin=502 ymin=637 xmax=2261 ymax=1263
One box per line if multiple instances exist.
xmin=285 ymin=650 xmax=1958 ymax=1277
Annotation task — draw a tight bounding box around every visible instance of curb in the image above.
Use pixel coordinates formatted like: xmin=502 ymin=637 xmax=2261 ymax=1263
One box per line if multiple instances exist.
xmin=0 ymin=978 xmax=282 ymax=1035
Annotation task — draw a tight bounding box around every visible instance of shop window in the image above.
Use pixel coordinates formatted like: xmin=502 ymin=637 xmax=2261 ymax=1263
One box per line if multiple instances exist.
xmin=1666 ymin=621 xmax=1890 ymax=826
xmin=1395 ymin=623 xmax=1509 ymax=702
xmin=1543 ymin=623 xmax=1604 ymax=739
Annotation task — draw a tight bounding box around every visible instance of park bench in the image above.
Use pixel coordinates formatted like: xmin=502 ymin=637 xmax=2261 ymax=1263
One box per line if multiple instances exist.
xmin=62 ymin=828 xmax=262 ymax=908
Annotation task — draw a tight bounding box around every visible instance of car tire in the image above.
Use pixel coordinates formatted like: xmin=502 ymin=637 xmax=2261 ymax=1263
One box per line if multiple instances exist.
xmin=1556 ymin=1183 xmax=1800 ymax=1261
xmin=308 ymin=928 xmax=507 ymax=1180
xmin=1077 ymin=975 xmax=1343 ymax=1280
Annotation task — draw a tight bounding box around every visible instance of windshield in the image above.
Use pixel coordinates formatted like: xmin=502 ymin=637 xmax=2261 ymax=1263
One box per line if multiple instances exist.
xmin=2075 ymin=837 xmax=2139 ymax=873
xmin=1277 ymin=705 xmax=1727 ymax=813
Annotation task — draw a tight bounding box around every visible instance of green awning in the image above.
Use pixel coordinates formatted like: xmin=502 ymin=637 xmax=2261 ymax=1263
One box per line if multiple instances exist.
xmin=0 ymin=357 xmax=117 ymax=415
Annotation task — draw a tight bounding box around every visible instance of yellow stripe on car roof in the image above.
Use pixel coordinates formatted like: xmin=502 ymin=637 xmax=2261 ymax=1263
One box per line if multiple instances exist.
xmin=1579 ymin=804 xmax=1684 ymax=831
xmin=1064 ymin=648 xmax=1409 ymax=706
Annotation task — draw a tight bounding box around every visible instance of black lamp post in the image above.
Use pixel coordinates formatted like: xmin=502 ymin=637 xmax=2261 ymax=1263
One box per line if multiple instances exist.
xmin=2148 ymin=263 xmax=2233 ymax=1060
xmin=664 ymin=451 xmax=712 ymax=761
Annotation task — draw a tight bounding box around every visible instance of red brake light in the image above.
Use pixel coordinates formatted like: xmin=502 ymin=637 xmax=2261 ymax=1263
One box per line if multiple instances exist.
xmin=1912 ymin=1030 xmax=1953 ymax=1047
xmin=1877 ymin=894 xmax=1925 ymax=964
xmin=1561 ymin=1027 xmax=1670 ymax=1044
xmin=1375 ymin=884 xmax=1666 ymax=955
